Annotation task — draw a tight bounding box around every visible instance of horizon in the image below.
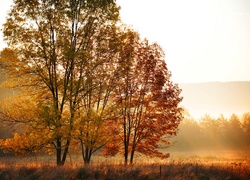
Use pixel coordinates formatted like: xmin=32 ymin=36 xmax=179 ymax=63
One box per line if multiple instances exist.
xmin=179 ymin=81 xmax=250 ymax=118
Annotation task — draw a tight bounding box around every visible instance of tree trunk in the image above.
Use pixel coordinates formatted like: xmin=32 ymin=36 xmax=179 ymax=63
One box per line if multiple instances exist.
xmin=83 ymin=148 xmax=92 ymax=165
xmin=123 ymin=116 xmax=128 ymax=165
xmin=124 ymin=132 xmax=129 ymax=165
xmin=61 ymin=139 xmax=70 ymax=165
xmin=81 ymin=143 xmax=92 ymax=165
xmin=130 ymin=149 xmax=135 ymax=164
xmin=56 ymin=138 xmax=70 ymax=166
xmin=124 ymin=137 xmax=128 ymax=165
xmin=56 ymin=139 xmax=63 ymax=166
xmin=130 ymin=130 xmax=137 ymax=164
xmin=124 ymin=152 xmax=128 ymax=165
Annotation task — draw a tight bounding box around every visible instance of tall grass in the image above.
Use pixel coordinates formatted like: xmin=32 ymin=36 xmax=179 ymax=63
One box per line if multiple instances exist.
xmin=0 ymin=152 xmax=249 ymax=179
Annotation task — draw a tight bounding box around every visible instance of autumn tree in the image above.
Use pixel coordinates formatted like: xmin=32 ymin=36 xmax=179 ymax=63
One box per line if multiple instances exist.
xmin=170 ymin=117 xmax=203 ymax=151
xmin=70 ymin=24 xmax=122 ymax=164
xmin=242 ymin=113 xmax=250 ymax=135
xmin=0 ymin=0 xmax=119 ymax=166
xmin=226 ymin=114 xmax=244 ymax=148
xmin=241 ymin=113 xmax=250 ymax=147
xmin=199 ymin=114 xmax=220 ymax=147
xmin=103 ymin=29 xmax=183 ymax=165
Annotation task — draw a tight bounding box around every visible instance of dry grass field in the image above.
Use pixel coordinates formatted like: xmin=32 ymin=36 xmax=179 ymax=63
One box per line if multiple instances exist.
xmin=0 ymin=151 xmax=249 ymax=180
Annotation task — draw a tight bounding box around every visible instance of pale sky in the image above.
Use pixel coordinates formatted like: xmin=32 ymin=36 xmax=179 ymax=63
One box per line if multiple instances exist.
xmin=117 ymin=0 xmax=250 ymax=83
xmin=1 ymin=0 xmax=250 ymax=83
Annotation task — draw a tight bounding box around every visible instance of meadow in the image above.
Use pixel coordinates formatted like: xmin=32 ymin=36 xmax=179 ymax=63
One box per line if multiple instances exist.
xmin=0 ymin=151 xmax=249 ymax=180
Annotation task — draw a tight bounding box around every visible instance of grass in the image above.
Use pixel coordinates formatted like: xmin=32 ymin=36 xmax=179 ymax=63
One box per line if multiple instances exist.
xmin=0 ymin=152 xmax=249 ymax=179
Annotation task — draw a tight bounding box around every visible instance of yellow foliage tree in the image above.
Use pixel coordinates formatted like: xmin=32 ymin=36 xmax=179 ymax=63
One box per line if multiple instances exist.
xmin=0 ymin=0 xmax=120 ymax=166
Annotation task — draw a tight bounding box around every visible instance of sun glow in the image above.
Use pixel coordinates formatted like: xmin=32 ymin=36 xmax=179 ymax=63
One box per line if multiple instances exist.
xmin=117 ymin=0 xmax=250 ymax=83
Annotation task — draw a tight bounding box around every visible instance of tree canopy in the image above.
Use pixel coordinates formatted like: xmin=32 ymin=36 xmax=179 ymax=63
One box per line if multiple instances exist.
xmin=102 ymin=30 xmax=183 ymax=164
xmin=0 ymin=0 xmax=183 ymax=166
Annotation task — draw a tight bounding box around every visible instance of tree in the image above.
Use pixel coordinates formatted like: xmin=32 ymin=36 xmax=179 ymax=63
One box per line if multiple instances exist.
xmin=226 ymin=114 xmax=244 ymax=149
xmin=0 ymin=0 xmax=119 ymax=166
xmin=216 ymin=114 xmax=229 ymax=148
xmin=241 ymin=113 xmax=250 ymax=147
xmin=170 ymin=117 xmax=203 ymax=151
xmin=199 ymin=114 xmax=220 ymax=148
xmin=0 ymin=93 xmax=58 ymax=155
xmin=242 ymin=113 xmax=250 ymax=134
xmin=71 ymin=27 xmax=121 ymax=164
xmin=103 ymin=29 xmax=183 ymax=165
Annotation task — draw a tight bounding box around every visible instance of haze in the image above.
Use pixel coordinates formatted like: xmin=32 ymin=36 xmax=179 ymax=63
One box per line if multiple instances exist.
xmin=0 ymin=2 xmax=249 ymax=174
xmin=180 ymin=82 xmax=250 ymax=118
xmin=117 ymin=0 xmax=250 ymax=83
xmin=115 ymin=0 xmax=250 ymax=118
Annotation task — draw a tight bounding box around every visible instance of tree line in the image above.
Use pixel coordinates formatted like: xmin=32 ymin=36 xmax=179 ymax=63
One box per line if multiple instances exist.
xmin=0 ymin=0 xmax=182 ymax=166
xmin=170 ymin=113 xmax=250 ymax=151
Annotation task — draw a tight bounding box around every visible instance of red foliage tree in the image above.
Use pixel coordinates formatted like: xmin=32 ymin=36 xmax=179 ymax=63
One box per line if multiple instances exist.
xmin=103 ymin=29 xmax=183 ymax=164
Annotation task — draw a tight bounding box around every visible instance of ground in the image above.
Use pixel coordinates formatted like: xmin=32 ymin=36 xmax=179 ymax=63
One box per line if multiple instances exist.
xmin=0 ymin=151 xmax=249 ymax=179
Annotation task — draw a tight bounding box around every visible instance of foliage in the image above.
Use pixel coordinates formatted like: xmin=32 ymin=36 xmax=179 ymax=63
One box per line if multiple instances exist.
xmin=0 ymin=0 xmax=120 ymax=166
xmin=242 ymin=113 xmax=250 ymax=135
xmin=0 ymin=0 xmax=183 ymax=166
xmin=103 ymin=28 xmax=183 ymax=164
xmin=170 ymin=112 xmax=250 ymax=151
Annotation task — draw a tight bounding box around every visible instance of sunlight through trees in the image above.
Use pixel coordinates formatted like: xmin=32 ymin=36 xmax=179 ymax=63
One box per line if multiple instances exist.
xmin=0 ymin=0 xmax=183 ymax=166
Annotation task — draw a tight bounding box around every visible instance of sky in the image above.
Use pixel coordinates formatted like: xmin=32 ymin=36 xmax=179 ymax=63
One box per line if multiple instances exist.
xmin=116 ymin=0 xmax=250 ymax=83
xmin=1 ymin=0 xmax=250 ymax=83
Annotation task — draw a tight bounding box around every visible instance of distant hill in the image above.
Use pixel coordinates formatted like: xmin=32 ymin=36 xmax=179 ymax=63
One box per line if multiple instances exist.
xmin=179 ymin=81 xmax=250 ymax=118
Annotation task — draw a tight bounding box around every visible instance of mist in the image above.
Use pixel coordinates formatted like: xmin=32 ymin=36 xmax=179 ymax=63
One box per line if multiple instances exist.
xmin=167 ymin=113 xmax=250 ymax=158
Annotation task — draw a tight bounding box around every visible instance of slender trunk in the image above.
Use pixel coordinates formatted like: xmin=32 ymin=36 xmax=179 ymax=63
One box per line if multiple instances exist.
xmin=81 ymin=142 xmax=90 ymax=165
xmin=81 ymin=142 xmax=85 ymax=163
xmin=123 ymin=117 xmax=128 ymax=165
xmin=56 ymin=138 xmax=70 ymax=166
xmin=124 ymin=150 xmax=128 ymax=165
xmin=82 ymin=146 xmax=92 ymax=165
xmin=85 ymin=147 xmax=89 ymax=164
xmin=124 ymin=143 xmax=128 ymax=165
xmin=88 ymin=150 xmax=92 ymax=164
xmin=56 ymin=139 xmax=63 ymax=166
xmin=61 ymin=139 xmax=70 ymax=165
xmin=85 ymin=149 xmax=92 ymax=164
xmin=130 ymin=127 xmax=137 ymax=165
xmin=130 ymin=133 xmax=137 ymax=164
xmin=130 ymin=149 xmax=135 ymax=164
